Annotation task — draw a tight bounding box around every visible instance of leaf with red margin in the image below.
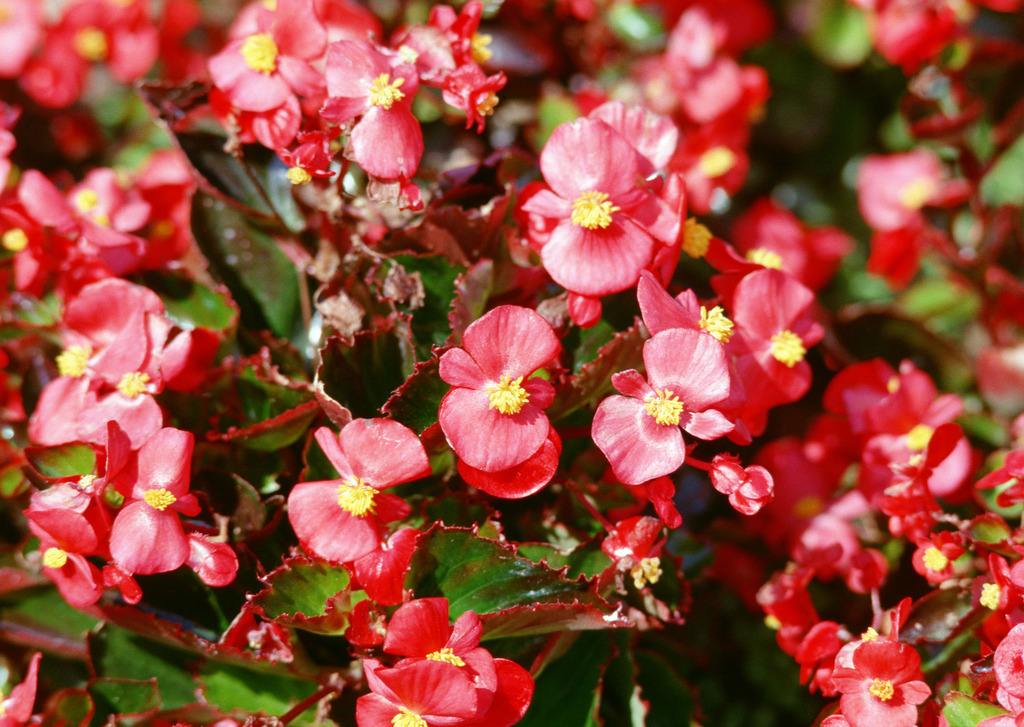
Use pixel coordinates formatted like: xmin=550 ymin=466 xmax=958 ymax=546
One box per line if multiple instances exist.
xmin=447 ymin=259 xmax=494 ymax=342
xmin=901 ymin=588 xmax=976 ymax=645
xmin=381 ymin=358 xmax=449 ymax=434
xmin=549 ymin=320 xmax=646 ymax=420
xmin=250 ymin=555 xmax=368 ymax=635
xmin=405 ymin=525 xmax=630 ymax=640
xmin=41 ymin=688 xmax=94 ymax=727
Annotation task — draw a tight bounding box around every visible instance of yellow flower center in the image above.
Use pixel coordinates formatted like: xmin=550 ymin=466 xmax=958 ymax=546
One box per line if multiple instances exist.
xmin=241 ymin=33 xmax=279 ymax=74
xmin=906 ymin=424 xmax=934 ymax=452
xmin=262 ymin=0 xmax=277 ymax=9
xmin=486 ymin=374 xmax=530 ymax=416
xmin=287 ymin=166 xmax=312 ymax=185
xmin=869 ymin=678 xmax=894 ymax=702
xmin=426 ymin=647 xmax=466 ymax=667
xmin=764 ymin=614 xmax=781 ymax=630
xmin=142 ymin=487 xmax=177 ymax=511
xmin=477 ymin=92 xmax=499 ymax=117
xmin=56 ymin=345 xmax=91 ymax=378
xmin=42 ymin=547 xmax=68 ymax=569
xmin=117 ymin=372 xmax=150 ymax=398
xmin=0 ymin=4 xmax=11 ymax=24
xmin=698 ymin=146 xmax=736 ymax=178
xmin=682 ymin=217 xmax=711 ymax=258
xmin=630 ymin=556 xmax=662 ymax=589
xmin=887 ymin=376 xmax=900 ymax=394
xmin=78 ymin=474 xmax=98 ymax=490
xmin=152 ymin=219 xmax=175 ymax=238
xmin=699 ymin=305 xmax=734 ymax=343
xmin=900 ymin=177 xmax=935 ymax=210
xmin=471 ymin=32 xmax=493 ymax=63
xmin=770 ymin=330 xmax=806 ymax=367
xmin=336 ymin=477 xmax=376 ymax=516
xmin=74 ymin=27 xmax=108 ymax=61
xmin=861 ymin=627 xmax=879 ymax=642
xmin=368 ymin=73 xmax=406 ymax=110
xmin=571 ymin=190 xmax=619 ymax=230
xmin=793 ymin=495 xmax=824 ymax=518
xmin=73 ymin=189 xmax=100 ymax=214
xmin=2 ymin=227 xmax=28 ymax=252
xmin=981 ymin=582 xmax=1001 ymax=610
xmin=391 ymin=709 xmax=427 ymax=727
xmin=922 ymin=547 xmax=948 ymax=573
xmin=745 ymin=247 xmax=783 ymax=270
xmin=644 ymin=389 xmax=684 ymax=427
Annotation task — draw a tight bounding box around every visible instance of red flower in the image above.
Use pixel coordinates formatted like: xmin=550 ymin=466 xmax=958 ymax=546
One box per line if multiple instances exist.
xmin=439 ymin=305 xmax=560 ymax=475
xmin=0 ymin=0 xmax=41 ymax=78
xmin=356 ymin=659 xmax=479 ymax=727
xmin=709 ymin=453 xmax=774 ymax=515
xmin=637 ymin=270 xmax=735 ymax=344
xmin=208 ymin=0 xmax=326 ymax=113
xmin=321 ymin=40 xmax=423 ymax=181
xmin=351 ymin=527 xmax=421 ymax=605
xmin=287 ymin=420 xmax=429 ymax=563
xmin=25 ymin=487 xmax=105 ymax=607
xmin=857 ymin=150 xmax=943 ymax=232
xmin=441 ymin=64 xmax=506 ymax=133
xmin=108 ymin=427 xmax=201 ymax=575
xmin=0 ymin=652 xmax=41 ymax=726
xmin=520 ymin=116 xmax=672 ymax=297
xmin=601 ymin=516 xmax=665 ymax=589
xmin=593 ymin=327 xmax=732 ymax=485
xmin=910 ymin=531 xmax=965 ymax=584
xmin=457 ymin=428 xmax=561 ymax=499
xmin=831 ymin=640 xmax=930 ymax=727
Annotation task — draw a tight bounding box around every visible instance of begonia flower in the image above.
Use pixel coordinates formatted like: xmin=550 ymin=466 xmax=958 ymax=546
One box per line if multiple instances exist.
xmin=831 ymin=639 xmax=930 ymax=727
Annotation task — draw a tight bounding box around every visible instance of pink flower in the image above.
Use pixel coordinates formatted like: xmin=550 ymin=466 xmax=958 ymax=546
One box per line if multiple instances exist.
xmin=521 ymin=117 xmax=671 ymax=297
xmin=709 ymin=453 xmax=774 ymax=515
xmin=321 ymin=40 xmax=423 ymax=181
xmin=108 ymin=427 xmax=202 ymax=575
xmin=0 ymin=653 xmax=41 ymax=726
xmin=857 ymin=150 xmax=943 ymax=232
xmin=25 ymin=489 xmax=105 ymax=607
xmin=287 ymin=419 xmax=430 ymax=563
xmin=356 ymin=659 xmax=479 ymax=727
xmin=208 ymin=0 xmax=326 ymax=113
xmin=593 ymin=327 xmax=733 ymax=485
xmin=0 ymin=0 xmax=41 ymax=78
xmin=439 ymin=305 xmax=560 ymax=474
xmin=351 ymin=528 xmax=420 ymax=605
xmin=831 ymin=639 xmax=930 ymax=727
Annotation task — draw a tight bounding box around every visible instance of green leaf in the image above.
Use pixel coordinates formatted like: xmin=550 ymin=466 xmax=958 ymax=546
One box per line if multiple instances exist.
xmin=25 ymin=444 xmax=96 ymax=480
xmin=89 ymin=626 xmax=198 ymax=710
xmin=942 ymin=692 xmax=1008 ymax=727
xmin=40 ymin=688 xmax=94 ymax=727
xmin=191 ymin=193 xmax=301 ymax=338
xmin=0 ymin=464 xmax=29 ymax=498
xmin=968 ymin=514 xmax=1012 ymax=545
xmin=389 ymin=254 xmax=463 ymax=357
xmin=606 ymin=2 xmax=665 ymax=52
xmin=406 ymin=526 xmax=629 ymax=639
xmin=141 ymin=270 xmax=237 ymax=331
xmin=382 ymin=359 xmax=450 ymax=433
xmin=808 ymin=0 xmax=871 ymax=67
xmin=635 ymin=650 xmax=695 ymax=727
xmin=252 ymin=556 xmax=364 ymax=634
xmin=901 ymin=588 xmax=976 ymax=645
xmin=519 ymin=633 xmax=611 ymax=727
xmin=517 ymin=543 xmax=613 ymax=579
xmin=981 ymin=135 xmax=1024 ymax=207
xmin=551 ymin=321 xmax=645 ymax=419
xmin=89 ymin=678 xmax=160 ymax=716
xmin=199 ymin=662 xmax=317 ymax=721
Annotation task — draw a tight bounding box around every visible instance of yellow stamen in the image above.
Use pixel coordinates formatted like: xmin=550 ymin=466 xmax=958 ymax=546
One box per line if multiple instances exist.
xmin=241 ymin=33 xmax=278 ymax=74
xmin=868 ymin=678 xmax=894 ymax=702
xmin=42 ymin=547 xmax=68 ymax=569
xmin=56 ymin=345 xmax=91 ymax=378
xmin=471 ymin=33 xmax=492 ymax=63
xmin=262 ymin=0 xmax=277 ymax=8
xmin=152 ymin=219 xmax=174 ymax=238
xmin=745 ymin=247 xmax=783 ymax=270
xmin=476 ymin=92 xmax=499 ymax=117
xmin=571 ymin=191 xmax=618 ymax=230
xmin=0 ymin=4 xmax=11 ymax=23
xmin=391 ymin=709 xmax=427 ymax=727
xmin=699 ymin=305 xmax=734 ymax=343
xmin=698 ymin=146 xmax=736 ymax=178
xmin=117 ymin=372 xmax=150 ymax=398
xmin=336 ymin=477 xmax=376 ymax=516
xmin=397 ymin=45 xmax=419 ymax=64
xmin=644 ymin=389 xmax=684 ymax=427
xmin=900 ymin=178 xmax=935 ymax=210
xmin=426 ymin=647 xmax=466 ymax=667
xmin=886 ymin=376 xmax=900 ymax=394
xmin=922 ymin=547 xmax=948 ymax=573
xmin=73 ymin=27 xmax=108 ymax=61
xmin=77 ymin=474 xmax=98 ymax=490
xmin=770 ymin=330 xmax=806 ymax=367
xmin=73 ymin=189 xmax=99 ymax=214
xmin=764 ymin=614 xmax=781 ymax=630
xmin=286 ymin=166 xmax=312 ymax=185
xmin=2 ymin=228 xmax=28 ymax=252
xmin=142 ymin=487 xmax=177 ymax=511
xmin=630 ymin=556 xmax=662 ymax=589
xmin=981 ymin=582 xmax=1001 ymax=610
xmin=682 ymin=217 xmax=711 ymax=258
xmin=793 ymin=495 xmax=824 ymax=518
xmin=486 ymin=374 xmax=529 ymax=415
xmin=906 ymin=424 xmax=934 ymax=452
xmin=367 ymin=73 xmax=406 ymax=110
xmin=861 ymin=627 xmax=879 ymax=641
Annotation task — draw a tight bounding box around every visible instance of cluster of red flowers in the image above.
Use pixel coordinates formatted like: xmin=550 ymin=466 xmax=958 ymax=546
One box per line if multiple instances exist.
xmin=2 ymin=0 xmax=1024 ymax=725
